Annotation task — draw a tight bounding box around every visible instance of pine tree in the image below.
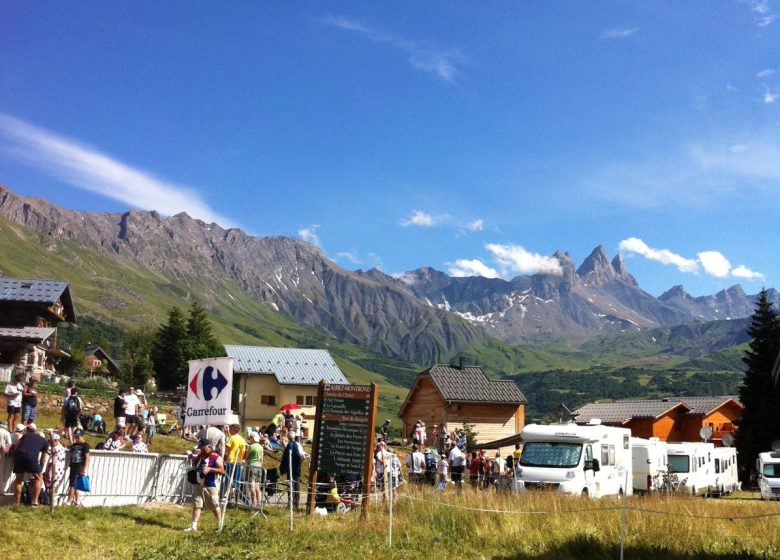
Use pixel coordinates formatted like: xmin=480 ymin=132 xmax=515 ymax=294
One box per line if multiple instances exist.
xmin=151 ymin=306 xmax=189 ymax=390
xmin=120 ymin=327 xmax=156 ymax=387
xmin=736 ymin=289 xmax=780 ymax=481
xmin=185 ymin=301 xmax=224 ymax=360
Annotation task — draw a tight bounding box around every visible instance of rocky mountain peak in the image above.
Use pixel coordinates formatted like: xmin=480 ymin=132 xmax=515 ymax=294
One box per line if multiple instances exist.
xmin=576 ymin=245 xmax=611 ymax=277
xmin=659 ymin=285 xmax=693 ymax=301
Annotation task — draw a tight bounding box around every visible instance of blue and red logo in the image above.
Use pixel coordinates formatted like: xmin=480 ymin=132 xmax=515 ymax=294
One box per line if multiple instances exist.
xmin=189 ymin=366 xmax=228 ymax=402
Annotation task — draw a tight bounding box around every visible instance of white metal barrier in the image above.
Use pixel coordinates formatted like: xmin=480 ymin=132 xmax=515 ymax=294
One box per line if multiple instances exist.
xmin=0 ymin=450 xmax=195 ymax=507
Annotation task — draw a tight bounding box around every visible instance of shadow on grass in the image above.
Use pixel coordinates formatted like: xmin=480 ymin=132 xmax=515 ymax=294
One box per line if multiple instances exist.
xmin=110 ymin=510 xmax=181 ymax=530
xmin=495 ymin=535 xmax=768 ymax=560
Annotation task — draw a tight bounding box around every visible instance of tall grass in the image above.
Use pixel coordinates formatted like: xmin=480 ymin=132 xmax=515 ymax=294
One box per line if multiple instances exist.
xmin=1 ymin=485 xmax=777 ymax=560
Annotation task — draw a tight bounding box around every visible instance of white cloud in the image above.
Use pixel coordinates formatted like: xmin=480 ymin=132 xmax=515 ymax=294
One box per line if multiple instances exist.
xmin=0 ymin=114 xmax=235 ymax=227
xmin=465 ymin=219 xmax=484 ymax=232
xmin=401 ymin=210 xmax=444 ymax=227
xmin=486 ymin=243 xmax=563 ymax=276
xmin=620 ymin=237 xmax=765 ymax=282
xmin=691 ymin=142 xmax=780 ymax=180
xmin=335 ymin=251 xmax=360 ymax=264
xmin=324 ymin=16 xmax=464 ymax=82
xmin=618 ymin=237 xmax=699 ymax=273
xmin=749 ymin=1 xmax=776 ymax=26
xmin=763 ymin=86 xmax=778 ymax=104
xmin=732 ymin=265 xmax=765 ymax=280
xmin=600 ymin=27 xmax=639 ymax=39
xmin=448 ymin=259 xmax=499 ymax=278
xmin=298 ymin=224 xmax=321 ymax=247
xmin=697 ymin=251 xmax=731 ymax=278
xmin=756 ymin=68 xmax=777 ymax=78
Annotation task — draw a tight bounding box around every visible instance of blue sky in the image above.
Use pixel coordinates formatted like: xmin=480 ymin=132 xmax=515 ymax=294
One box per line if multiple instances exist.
xmin=1 ymin=2 xmax=778 ymax=297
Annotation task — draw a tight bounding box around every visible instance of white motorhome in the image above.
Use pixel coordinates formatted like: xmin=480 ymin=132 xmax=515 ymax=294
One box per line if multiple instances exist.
xmin=514 ymin=422 xmax=632 ymax=498
xmin=712 ymin=447 xmax=739 ymax=495
xmin=757 ymin=451 xmax=780 ymax=500
xmin=666 ymin=442 xmax=715 ymax=495
xmin=631 ymin=437 xmax=667 ymax=493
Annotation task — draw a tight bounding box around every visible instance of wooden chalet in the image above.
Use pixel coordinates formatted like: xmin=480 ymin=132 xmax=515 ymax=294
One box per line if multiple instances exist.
xmin=83 ymin=346 xmax=122 ymax=377
xmin=572 ymin=396 xmax=743 ymax=446
xmin=0 ymin=277 xmax=76 ymax=381
xmin=398 ymin=358 xmax=527 ymax=449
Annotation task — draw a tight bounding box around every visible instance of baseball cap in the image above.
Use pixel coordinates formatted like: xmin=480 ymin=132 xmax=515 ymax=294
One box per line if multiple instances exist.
xmin=15 ymin=423 xmax=25 ymax=432
xmin=196 ymin=438 xmax=212 ymax=449
xmin=250 ymin=431 xmax=260 ymax=441
xmin=73 ymin=429 xmax=84 ymax=437
xmin=0 ymin=420 xmax=7 ymax=428
xmin=27 ymin=422 xmax=37 ymax=432
xmin=51 ymin=433 xmax=61 ymax=441
xmin=135 ymin=389 xmax=143 ymax=395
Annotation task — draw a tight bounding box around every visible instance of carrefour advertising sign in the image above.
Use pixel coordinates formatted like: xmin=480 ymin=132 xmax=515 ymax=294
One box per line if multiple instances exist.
xmin=184 ymin=357 xmax=233 ymax=426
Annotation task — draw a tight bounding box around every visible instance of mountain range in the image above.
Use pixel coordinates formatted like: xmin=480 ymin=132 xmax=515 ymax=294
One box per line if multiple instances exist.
xmin=0 ymin=184 xmax=775 ymax=370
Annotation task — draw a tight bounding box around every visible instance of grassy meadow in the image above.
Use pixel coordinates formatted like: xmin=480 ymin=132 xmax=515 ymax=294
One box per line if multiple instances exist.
xmin=1 ymin=486 xmax=777 ymax=560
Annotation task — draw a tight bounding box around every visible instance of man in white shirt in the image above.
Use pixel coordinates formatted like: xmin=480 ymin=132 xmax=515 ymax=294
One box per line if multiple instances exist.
xmin=193 ymin=425 xmax=226 ymax=457
xmin=0 ymin=420 xmax=12 ymax=455
xmin=5 ymin=374 xmax=24 ymax=429
xmin=448 ymin=444 xmax=466 ymax=486
xmin=123 ymin=389 xmax=141 ymax=437
xmin=406 ymin=444 xmax=426 ymax=484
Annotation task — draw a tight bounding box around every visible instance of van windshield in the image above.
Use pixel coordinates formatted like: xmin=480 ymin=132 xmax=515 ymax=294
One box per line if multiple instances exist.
xmin=519 ymin=442 xmax=582 ymax=468
xmin=763 ymin=463 xmax=780 ymax=478
xmin=667 ymin=455 xmax=690 ymax=473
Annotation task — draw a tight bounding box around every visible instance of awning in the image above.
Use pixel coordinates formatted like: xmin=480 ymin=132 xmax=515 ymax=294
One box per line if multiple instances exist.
xmin=477 ymin=432 xmax=524 ymax=450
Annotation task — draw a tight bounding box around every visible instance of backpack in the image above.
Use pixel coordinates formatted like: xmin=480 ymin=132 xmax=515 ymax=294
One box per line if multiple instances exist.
xmin=65 ymin=397 xmax=81 ymax=418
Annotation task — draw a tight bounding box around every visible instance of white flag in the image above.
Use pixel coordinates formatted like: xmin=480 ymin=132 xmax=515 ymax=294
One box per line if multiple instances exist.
xmin=184 ymin=357 xmax=233 ymax=426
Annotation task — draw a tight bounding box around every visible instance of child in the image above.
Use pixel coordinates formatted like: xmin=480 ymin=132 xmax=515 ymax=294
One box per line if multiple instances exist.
xmin=437 ymin=455 xmax=449 ymax=483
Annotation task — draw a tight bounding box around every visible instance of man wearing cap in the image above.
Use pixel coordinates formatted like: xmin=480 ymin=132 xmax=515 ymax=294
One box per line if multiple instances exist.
xmin=12 ymin=423 xmax=48 ymax=505
xmin=185 ymin=439 xmax=225 ymax=532
xmin=67 ymin=429 xmax=90 ymax=506
xmin=192 ymin=425 xmax=226 ymax=457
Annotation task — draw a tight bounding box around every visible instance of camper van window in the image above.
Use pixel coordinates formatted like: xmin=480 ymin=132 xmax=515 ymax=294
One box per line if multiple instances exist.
xmin=668 ymin=455 xmax=690 ymax=473
xmin=715 ymin=459 xmax=720 ymax=474
xmin=601 ymin=445 xmax=609 ymax=465
xmin=519 ymin=442 xmax=582 ymax=468
xmin=585 ymin=445 xmax=593 ymax=463
xmin=623 ymin=434 xmax=629 ymax=450
xmin=608 ymin=445 xmax=616 ymax=466
xmin=763 ymin=464 xmax=779 ymax=478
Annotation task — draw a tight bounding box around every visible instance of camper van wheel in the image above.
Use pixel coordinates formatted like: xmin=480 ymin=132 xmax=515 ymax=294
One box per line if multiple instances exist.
xmin=581 ymin=488 xmax=588 ymax=497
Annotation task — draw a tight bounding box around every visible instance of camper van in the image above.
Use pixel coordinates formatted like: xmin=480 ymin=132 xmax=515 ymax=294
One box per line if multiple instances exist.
xmin=666 ymin=442 xmax=715 ymax=495
xmin=631 ymin=437 xmax=668 ymax=493
xmin=712 ymin=447 xmax=739 ymax=495
xmin=514 ymin=422 xmax=632 ymax=498
xmin=757 ymin=451 xmax=780 ymax=500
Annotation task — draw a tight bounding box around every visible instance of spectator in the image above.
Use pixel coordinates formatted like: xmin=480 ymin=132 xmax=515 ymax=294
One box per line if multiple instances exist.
xmin=146 ymin=406 xmax=158 ymax=443
xmin=225 ymin=423 xmax=247 ymax=501
xmin=63 ymin=380 xmax=75 ymax=399
xmin=245 ymin=432 xmax=264 ymax=507
xmin=103 ymin=430 xmax=126 ymax=451
xmin=381 ymin=419 xmax=391 ymax=443
xmin=130 ymin=433 xmax=148 ymax=453
xmin=113 ymin=389 xmax=127 ymax=431
xmin=437 ymin=454 xmax=450 ymax=483
xmin=268 ymin=411 xmax=284 ymax=438
xmin=123 ymin=387 xmax=141 ymax=437
xmin=193 ymin=425 xmax=226 ymax=457
xmin=45 ymin=432 xmax=67 ymax=492
xmin=506 ymin=449 xmax=515 ymax=477
xmin=389 ymin=452 xmax=402 ymax=490
xmin=63 ymin=388 xmax=83 ymax=442
xmin=374 ymin=442 xmax=389 ymax=492
xmin=66 ymin=429 xmax=90 ymax=506
xmin=5 ymin=373 xmax=24 ymax=430
xmin=449 ymin=444 xmax=465 ymax=486
xmin=325 ymin=474 xmax=340 ymax=512
xmin=12 ymin=423 xmax=25 ymax=445
xmin=135 ymin=388 xmax=147 ymax=416
xmin=406 ymin=444 xmax=426 ymax=484
xmin=22 ymin=379 xmax=38 ymax=426
xmin=185 ymin=439 xmax=224 ymax=532
xmin=13 ymin=423 xmax=48 ymax=505
xmin=280 ymin=437 xmax=303 ymax=510
xmin=0 ymin=420 xmax=12 ymax=455
xmin=455 ymin=429 xmax=467 ymax=451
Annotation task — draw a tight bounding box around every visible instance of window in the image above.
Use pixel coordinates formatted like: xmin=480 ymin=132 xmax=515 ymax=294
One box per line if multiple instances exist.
xmin=668 ymin=455 xmax=690 ymax=473
xmin=601 ymin=445 xmax=610 ymax=465
xmin=305 ymin=395 xmax=317 ymax=406
xmin=519 ymin=442 xmax=583 ymax=468
xmin=623 ymin=435 xmax=630 ymax=450
xmin=296 ymin=395 xmax=305 ymax=405
xmin=260 ymin=395 xmax=276 ymax=406
xmin=608 ymin=445 xmax=616 ymax=466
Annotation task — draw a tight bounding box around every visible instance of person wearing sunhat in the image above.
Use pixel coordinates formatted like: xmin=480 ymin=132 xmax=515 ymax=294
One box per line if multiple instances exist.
xmin=185 ymin=439 xmax=225 ymax=532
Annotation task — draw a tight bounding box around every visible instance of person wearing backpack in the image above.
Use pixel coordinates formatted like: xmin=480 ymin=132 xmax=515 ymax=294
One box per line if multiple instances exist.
xmin=63 ymin=388 xmax=83 ymax=442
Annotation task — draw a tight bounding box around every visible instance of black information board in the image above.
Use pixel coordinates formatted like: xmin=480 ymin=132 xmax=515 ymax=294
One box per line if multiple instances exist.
xmin=316 ymin=384 xmax=374 ymax=476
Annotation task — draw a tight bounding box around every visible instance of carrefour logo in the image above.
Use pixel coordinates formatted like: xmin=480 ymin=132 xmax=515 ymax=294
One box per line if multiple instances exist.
xmin=189 ymin=365 xmax=228 ymax=402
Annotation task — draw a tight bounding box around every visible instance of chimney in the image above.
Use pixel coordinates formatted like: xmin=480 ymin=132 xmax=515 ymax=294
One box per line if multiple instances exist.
xmin=459 ymin=357 xmax=465 ymax=370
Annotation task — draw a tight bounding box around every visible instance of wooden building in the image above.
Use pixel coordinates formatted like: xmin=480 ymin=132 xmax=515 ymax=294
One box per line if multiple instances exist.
xmin=83 ymin=346 xmax=122 ymax=377
xmin=0 ymin=277 xmax=76 ymax=381
xmin=572 ymin=396 xmax=743 ymax=446
xmin=225 ymin=345 xmax=349 ymax=435
xmin=398 ymin=358 xmax=527 ymax=449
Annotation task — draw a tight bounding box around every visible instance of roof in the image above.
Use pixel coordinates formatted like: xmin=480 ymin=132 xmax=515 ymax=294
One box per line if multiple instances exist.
xmin=573 ymin=395 xmax=743 ymax=424
xmin=85 ymin=346 xmax=122 ymax=372
xmin=223 ymin=345 xmax=349 ymax=386
xmin=399 ymin=363 xmax=527 ymax=417
xmin=0 ymin=326 xmax=56 ymax=342
xmin=0 ymin=277 xmax=76 ymax=322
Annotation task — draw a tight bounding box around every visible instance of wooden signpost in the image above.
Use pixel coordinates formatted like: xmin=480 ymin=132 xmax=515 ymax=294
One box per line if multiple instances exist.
xmin=307 ymin=381 xmax=378 ymax=519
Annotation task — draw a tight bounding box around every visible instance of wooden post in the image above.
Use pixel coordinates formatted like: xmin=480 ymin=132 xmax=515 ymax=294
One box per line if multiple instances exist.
xmin=306 ymin=381 xmax=325 ymax=515
xmin=360 ymin=382 xmax=379 ymax=520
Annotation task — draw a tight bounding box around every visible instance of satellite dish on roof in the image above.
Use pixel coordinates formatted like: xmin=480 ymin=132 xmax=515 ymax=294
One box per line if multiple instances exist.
xmin=721 ymin=433 xmax=734 ymax=448
xmin=771 ymin=440 xmax=780 ymax=452
xmin=699 ymin=426 xmax=713 ymax=442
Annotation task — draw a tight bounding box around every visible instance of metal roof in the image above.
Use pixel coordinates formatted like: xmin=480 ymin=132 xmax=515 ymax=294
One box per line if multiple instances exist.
xmin=428 ymin=364 xmax=527 ymax=404
xmin=573 ymin=395 xmax=742 ymax=424
xmin=0 ymin=326 xmax=56 ymax=341
xmin=223 ymin=345 xmax=349 ymax=386
xmin=0 ymin=277 xmax=76 ymax=322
